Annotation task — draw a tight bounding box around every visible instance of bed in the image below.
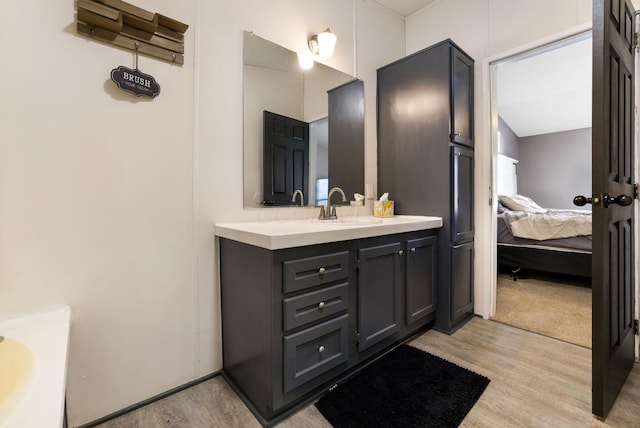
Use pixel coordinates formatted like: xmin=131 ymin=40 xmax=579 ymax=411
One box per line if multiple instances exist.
xmin=496 ymin=195 xmax=592 ymax=280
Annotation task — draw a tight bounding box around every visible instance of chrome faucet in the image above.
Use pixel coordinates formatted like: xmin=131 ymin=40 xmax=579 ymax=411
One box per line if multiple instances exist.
xmin=319 ymin=187 xmax=347 ymax=220
xmin=291 ymin=189 xmax=304 ymax=206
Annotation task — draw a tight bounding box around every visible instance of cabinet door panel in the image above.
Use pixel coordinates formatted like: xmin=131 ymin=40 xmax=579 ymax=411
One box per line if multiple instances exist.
xmin=451 ymin=242 xmax=474 ymax=322
xmin=283 ymin=314 xmax=349 ymax=393
xmin=451 ymin=146 xmax=474 ymax=243
xmin=357 ymin=242 xmax=403 ymax=351
xmin=451 ymin=48 xmax=474 ymax=147
xmin=406 ymin=236 xmax=438 ymax=325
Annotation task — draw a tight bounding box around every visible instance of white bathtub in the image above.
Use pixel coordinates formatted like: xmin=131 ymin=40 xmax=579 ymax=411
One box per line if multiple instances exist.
xmin=0 ymin=305 xmax=71 ymax=428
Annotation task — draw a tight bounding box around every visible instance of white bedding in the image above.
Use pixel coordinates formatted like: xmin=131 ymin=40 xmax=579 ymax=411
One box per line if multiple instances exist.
xmin=503 ymin=209 xmax=592 ymax=241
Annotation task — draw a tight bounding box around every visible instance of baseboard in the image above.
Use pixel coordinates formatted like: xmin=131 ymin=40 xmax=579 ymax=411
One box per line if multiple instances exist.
xmin=77 ymin=371 xmax=220 ymax=428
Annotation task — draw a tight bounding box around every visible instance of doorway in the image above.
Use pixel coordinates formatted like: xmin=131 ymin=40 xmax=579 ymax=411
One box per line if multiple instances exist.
xmin=486 ymin=24 xmax=640 ymax=358
xmin=489 ymin=32 xmax=594 ymax=347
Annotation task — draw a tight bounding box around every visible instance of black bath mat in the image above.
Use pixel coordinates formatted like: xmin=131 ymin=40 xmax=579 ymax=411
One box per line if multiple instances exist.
xmin=314 ymin=344 xmax=490 ymax=428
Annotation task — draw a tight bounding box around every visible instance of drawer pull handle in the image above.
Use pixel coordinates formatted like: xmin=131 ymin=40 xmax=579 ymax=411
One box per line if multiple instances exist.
xmin=319 ymin=267 xmax=326 ymax=275
xmin=411 ymin=247 xmax=416 ymax=253
xmin=398 ymin=250 xmax=404 ymax=256
xmin=318 ymin=301 xmax=326 ymax=310
xmin=318 ymin=345 xmax=325 ymax=354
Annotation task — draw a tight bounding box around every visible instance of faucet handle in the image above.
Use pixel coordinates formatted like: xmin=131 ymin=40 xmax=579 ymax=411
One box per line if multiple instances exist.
xmin=317 ymin=205 xmax=326 ymax=219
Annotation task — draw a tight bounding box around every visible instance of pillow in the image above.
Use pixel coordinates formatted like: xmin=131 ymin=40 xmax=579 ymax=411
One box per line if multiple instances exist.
xmin=496 ymin=199 xmax=507 ymax=214
xmin=498 ymin=194 xmax=546 ymax=213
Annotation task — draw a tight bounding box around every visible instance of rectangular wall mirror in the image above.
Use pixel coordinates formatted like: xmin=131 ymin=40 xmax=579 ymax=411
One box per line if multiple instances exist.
xmin=243 ymin=31 xmax=364 ymax=208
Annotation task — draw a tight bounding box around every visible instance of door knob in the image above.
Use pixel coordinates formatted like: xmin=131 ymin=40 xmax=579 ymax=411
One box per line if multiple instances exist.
xmin=603 ymin=194 xmax=633 ymax=208
xmin=573 ymin=195 xmax=592 ymax=206
xmin=574 ymin=194 xmax=633 ymax=208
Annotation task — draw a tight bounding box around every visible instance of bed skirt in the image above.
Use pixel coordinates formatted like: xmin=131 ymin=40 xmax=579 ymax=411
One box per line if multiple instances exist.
xmin=497 ymin=244 xmax=592 ymax=280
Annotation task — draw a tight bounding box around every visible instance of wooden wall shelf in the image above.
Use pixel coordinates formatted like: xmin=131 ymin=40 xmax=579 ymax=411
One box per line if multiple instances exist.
xmin=76 ymin=0 xmax=188 ymax=65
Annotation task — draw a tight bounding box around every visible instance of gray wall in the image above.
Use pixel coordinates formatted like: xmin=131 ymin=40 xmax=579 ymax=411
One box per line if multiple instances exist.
xmin=517 ymin=127 xmax=591 ymax=210
xmin=498 ymin=116 xmax=519 ymax=159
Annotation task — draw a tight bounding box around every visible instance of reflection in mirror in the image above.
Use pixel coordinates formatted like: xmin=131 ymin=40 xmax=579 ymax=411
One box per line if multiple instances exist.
xmin=243 ymin=31 xmax=364 ymax=207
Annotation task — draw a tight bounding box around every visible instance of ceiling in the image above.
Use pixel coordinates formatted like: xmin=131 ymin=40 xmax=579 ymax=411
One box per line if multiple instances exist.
xmin=496 ymin=33 xmax=592 ymax=137
xmin=371 ymin=0 xmax=438 ymax=17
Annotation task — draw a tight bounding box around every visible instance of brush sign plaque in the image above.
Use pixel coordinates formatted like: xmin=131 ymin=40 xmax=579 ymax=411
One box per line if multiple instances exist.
xmin=111 ymin=66 xmax=161 ymax=98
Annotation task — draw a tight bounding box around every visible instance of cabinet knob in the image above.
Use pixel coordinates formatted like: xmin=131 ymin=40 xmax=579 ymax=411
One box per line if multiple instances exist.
xmin=398 ymin=250 xmax=404 ymax=256
xmin=318 ymin=301 xmax=325 ymax=310
xmin=318 ymin=267 xmax=326 ymax=275
xmin=318 ymin=345 xmax=325 ymax=354
xmin=410 ymin=247 xmax=416 ymax=253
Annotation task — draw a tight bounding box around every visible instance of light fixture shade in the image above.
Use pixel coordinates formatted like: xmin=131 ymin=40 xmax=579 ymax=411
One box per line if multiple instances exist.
xmin=317 ymin=29 xmax=337 ymax=56
xmin=297 ymin=52 xmax=314 ymax=69
xmin=308 ymin=28 xmax=337 ymax=57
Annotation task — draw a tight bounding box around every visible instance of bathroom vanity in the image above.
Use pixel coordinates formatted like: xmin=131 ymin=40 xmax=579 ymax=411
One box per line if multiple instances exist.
xmin=216 ymin=216 xmax=441 ymax=426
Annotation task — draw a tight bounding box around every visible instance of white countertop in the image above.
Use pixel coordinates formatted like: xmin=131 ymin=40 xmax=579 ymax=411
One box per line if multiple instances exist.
xmin=215 ymin=215 xmax=442 ymax=250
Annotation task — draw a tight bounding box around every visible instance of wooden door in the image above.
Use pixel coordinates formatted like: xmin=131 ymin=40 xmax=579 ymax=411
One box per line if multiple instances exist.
xmin=263 ymin=111 xmax=309 ymax=206
xmin=592 ymin=0 xmax=637 ymax=418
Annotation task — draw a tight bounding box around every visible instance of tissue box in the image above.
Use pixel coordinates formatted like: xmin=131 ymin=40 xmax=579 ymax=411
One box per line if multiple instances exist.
xmin=374 ymin=201 xmax=394 ymax=217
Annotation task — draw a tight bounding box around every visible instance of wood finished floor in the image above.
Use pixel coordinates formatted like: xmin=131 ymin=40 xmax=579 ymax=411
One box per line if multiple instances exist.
xmin=96 ymin=318 xmax=640 ymax=428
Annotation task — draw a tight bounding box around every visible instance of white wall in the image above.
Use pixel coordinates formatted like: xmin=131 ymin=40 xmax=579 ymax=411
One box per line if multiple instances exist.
xmin=405 ymin=0 xmax=593 ymax=318
xmin=1 ymin=0 xmax=197 ymax=425
xmin=0 ymin=0 xmax=404 ymax=426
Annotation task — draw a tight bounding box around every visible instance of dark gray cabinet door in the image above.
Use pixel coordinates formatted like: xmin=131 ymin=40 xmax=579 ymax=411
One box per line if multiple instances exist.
xmin=406 ymin=236 xmax=438 ymax=325
xmin=328 ymin=79 xmax=364 ymax=200
xmin=451 ymin=145 xmax=474 ymax=244
xmin=357 ymin=242 xmax=403 ymax=352
xmin=451 ymin=48 xmax=474 ymax=147
xmin=451 ymin=241 xmax=474 ymax=323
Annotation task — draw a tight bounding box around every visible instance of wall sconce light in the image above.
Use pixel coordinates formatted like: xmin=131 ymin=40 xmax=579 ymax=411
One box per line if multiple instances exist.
xmin=297 ymin=52 xmax=315 ymax=70
xmin=308 ymin=28 xmax=337 ymax=57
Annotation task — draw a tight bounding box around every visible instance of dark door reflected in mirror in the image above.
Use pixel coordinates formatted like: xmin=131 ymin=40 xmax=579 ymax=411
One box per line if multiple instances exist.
xmin=243 ymin=31 xmax=364 ymax=207
xmin=262 ymin=111 xmax=310 ymax=206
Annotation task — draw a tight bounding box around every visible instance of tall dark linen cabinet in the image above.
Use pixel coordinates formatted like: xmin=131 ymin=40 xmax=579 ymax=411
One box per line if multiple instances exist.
xmin=377 ymin=39 xmax=474 ymax=333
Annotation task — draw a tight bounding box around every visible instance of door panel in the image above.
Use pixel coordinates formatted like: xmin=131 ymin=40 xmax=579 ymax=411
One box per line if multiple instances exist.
xmin=592 ymin=0 xmax=636 ymax=418
xmin=263 ymin=111 xmax=309 ymax=206
xmin=451 ymin=48 xmax=474 ymax=147
xmin=406 ymin=236 xmax=438 ymax=325
xmin=451 ymin=145 xmax=474 ymax=244
xmin=451 ymin=241 xmax=474 ymax=322
xmin=357 ymin=242 xmax=403 ymax=352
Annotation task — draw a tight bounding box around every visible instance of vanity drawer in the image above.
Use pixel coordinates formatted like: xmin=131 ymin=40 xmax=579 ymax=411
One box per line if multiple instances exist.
xmin=283 ymin=251 xmax=349 ymax=293
xmin=283 ymin=282 xmax=349 ymax=331
xmin=283 ymin=314 xmax=349 ymax=393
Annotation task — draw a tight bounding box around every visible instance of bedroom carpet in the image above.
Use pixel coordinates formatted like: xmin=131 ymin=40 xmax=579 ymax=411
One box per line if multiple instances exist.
xmin=492 ymin=274 xmax=591 ymax=348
